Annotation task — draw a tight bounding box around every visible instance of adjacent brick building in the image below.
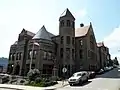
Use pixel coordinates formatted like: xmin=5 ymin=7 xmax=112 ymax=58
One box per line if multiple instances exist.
xmin=97 ymin=42 xmax=111 ymax=69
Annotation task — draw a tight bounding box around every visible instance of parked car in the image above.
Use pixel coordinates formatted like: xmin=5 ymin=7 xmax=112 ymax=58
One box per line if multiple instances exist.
xmin=110 ymin=66 xmax=114 ymax=70
xmin=108 ymin=66 xmax=113 ymax=70
xmin=104 ymin=67 xmax=109 ymax=72
xmin=113 ymin=65 xmax=118 ymax=68
xmin=68 ymin=71 xmax=89 ymax=86
xmin=96 ymin=69 xmax=104 ymax=75
xmin=87 ymin=71 xmax=96 ymax=79
xmin=0 ymin=74 xmax=10 ymax=84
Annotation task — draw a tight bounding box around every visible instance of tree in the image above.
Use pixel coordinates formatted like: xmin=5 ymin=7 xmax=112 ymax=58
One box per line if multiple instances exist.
xmin=107 ymin=59 xmax=113 ymax=66
xmin=113 ymin=57 xmax=119 ymax=65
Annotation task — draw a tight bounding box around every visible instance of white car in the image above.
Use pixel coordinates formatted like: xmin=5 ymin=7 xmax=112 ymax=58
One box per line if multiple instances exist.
xmin=68 ymin=71 xmax=89 ymax=86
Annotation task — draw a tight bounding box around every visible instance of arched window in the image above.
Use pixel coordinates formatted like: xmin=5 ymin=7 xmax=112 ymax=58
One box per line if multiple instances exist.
xmin=19 ymin=53 xmax=22 ymax=60
xmin=16 ymin=53 xmax=19 ymax=60
xmin=33 ymin=50 xmax=37 ymax=59
xmin=12 ymin=54 xmax=15 ymax=61
xmin=60 ymin=20 xmax=64 ymax=27
xmin=67 ymin=20 xmax=70 ymax=27
xmin=66 ymin=36 xmax=70 ymax=44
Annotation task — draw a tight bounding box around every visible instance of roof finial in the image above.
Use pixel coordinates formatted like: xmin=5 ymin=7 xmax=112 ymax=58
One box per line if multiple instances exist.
xmin=90 ymin=22 xmax=92 ymax=26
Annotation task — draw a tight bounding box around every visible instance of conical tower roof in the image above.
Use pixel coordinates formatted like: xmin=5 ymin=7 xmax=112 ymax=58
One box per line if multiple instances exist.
xmin=32 ymin=25 xmax=52 ymax=41
xmin=60 ymin=8 xmax=75 ymax=20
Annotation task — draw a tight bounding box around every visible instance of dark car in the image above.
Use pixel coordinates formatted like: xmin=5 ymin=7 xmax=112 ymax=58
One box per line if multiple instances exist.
xmin=88 ymin=71 xmax=96 ymax=79
xmin=96 ymin=69 xmax=104 ymax=75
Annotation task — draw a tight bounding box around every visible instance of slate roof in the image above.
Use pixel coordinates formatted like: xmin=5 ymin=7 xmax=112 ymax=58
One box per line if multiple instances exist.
xmin=32 ymin=25 xmax=55 ymax=41
xmin=60 ymin=8 xmax=75 ymax=20
xmin=21 ymin=28 xmax=35 ymax=37
xmin=75 ymin=25 xmax=90 ymax=37
xmin=26 ymin=30 xmax=35 ymax=36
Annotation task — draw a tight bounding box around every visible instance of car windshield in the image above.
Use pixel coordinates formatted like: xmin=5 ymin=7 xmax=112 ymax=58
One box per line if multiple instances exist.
xmin=77 ymin=73 xmax=82 ymax=76
xmin=72 ymin=73 xmax=82 ymax=77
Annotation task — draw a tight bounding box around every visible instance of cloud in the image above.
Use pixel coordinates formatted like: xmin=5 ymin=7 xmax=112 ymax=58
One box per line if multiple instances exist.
xmin=75 ymin=8 xmax=87 ymax=19
xmin=104 ymin=26 xmax=120 ymax=62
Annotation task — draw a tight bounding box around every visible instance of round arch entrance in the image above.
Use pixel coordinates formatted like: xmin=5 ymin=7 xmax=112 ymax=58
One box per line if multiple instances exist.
xmin=14 ymin=64 xmax=20 ymax=75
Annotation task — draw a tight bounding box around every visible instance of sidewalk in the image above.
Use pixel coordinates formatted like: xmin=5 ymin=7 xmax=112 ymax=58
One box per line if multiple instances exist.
xmin=0 ymin=81 xmax=69 ymax=90
xmin=45 ymin=80 xmax=69 ymax=90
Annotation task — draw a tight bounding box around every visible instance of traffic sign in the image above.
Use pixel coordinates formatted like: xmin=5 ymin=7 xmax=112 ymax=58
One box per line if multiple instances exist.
xmin=62 ymin=67 xmax=67 ymax=73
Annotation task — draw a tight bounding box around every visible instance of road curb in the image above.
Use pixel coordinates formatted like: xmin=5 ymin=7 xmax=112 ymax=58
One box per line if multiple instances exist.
xmin=53 ymin=84 xmax=69 ymax=90
xmin=45 ymin=83 xmax=69 ymax=90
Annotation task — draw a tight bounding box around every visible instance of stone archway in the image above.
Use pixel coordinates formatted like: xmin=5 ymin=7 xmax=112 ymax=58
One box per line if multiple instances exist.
xmin=14 ymin=64 xmax=20 ymax=75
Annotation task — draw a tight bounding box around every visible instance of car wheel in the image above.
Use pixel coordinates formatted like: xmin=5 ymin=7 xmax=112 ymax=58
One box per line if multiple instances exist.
xmin=69 ymin=84 xmax=73 ymax=86
xmin=79 ymin=80 xmax=82 ymax=85
xmin=86 ymin=78 xmax=88 ymax=82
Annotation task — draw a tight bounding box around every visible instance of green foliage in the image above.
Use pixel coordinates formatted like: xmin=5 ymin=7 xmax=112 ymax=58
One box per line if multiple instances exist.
xmin=26 ymin=68 xmax=58 ymax=87
xmin=20 ymin=80 xmax=25 ymax=83
xmin=26 ymin=78 xmax=58 ymax=87
xmin=35 ymin=77 xmax=42 ymax=83
xmin=27 ymin=69 xmax=40 ymax=81
xmin=113 ymin=57 xmax=119 ymax=65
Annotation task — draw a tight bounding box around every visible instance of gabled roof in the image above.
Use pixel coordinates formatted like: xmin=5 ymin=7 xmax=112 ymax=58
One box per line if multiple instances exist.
xmin=75 ymin=25 xmax=90 ymax=37
xmin=60 ymin=8 xmax=75 ymax=20
xmin=14 ymin=41 xmax=18 ymax=45
xmin=20 ymin=28 xmax=35 ymax=37
xmin=32 ymin=25 xmax=55 ymax=41
xmin=26 ymin=30 xmax=35 ymax=36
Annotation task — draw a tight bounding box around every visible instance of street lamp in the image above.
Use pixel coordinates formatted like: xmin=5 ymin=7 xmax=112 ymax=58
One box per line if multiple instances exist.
xmin=52 ymin=57 xmax=58 ymax=77
xmin=12 ymin=65 xmax=14 ymax=67
xmin=29 ymin=41 xmax=40 ymax=71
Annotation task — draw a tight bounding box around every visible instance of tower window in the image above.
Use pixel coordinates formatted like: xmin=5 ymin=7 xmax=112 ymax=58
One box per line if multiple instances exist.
xmin=72 ymin=49 xmax=74 ymax=60
xmin=61 ymin=36 xmax=63 ymax=44
xmin=66 ymin=48 xmax=70 ymax=59
xmin=67 ymin=20 xmax=70 ymax=27
xmin=72 ymin=37 xmax=74 ymax=45
xmin=66 ymin=36 xmax=70 ymax=44
xmin=79 ymin=49 xmax=83 ymax=59
xmin=60 ymin=20 xmax=64 ymax=27
xmin=60 ymin=48 xmax=63 ymax=58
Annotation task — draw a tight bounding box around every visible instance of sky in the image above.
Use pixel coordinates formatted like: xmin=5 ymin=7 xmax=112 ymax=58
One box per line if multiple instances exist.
xmin=0 ymin=0 xmax=120 ymax=62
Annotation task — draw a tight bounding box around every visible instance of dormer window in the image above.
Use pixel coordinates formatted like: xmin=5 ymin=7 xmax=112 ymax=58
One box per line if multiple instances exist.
xmin=67 ymin=20 xmax=70 ymax=27
xmin=60 ymin=20 xmax=64 ymax=27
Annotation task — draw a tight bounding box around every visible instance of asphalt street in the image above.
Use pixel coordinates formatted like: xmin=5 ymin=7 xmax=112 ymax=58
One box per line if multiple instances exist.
xmin=57 ymin=67 xmax=120 ymax=90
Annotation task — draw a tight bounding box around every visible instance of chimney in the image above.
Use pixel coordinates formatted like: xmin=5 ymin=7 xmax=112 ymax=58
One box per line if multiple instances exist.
xmin=80 ymin=23 xmax=84 ymax=27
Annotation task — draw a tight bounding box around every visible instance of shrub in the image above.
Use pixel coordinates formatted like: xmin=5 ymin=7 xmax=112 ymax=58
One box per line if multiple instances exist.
xmin=27 ymin=69 xmax=40 ymax=81
xmin=35 ymin=77 xmax=42 ymax=83
xmin=20 ymin=80 xmax=25 ymax=83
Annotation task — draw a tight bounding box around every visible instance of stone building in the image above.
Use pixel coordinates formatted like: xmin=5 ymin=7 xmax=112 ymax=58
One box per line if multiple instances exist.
xmin=97 ymin=42 xmax=110 ymax=69
xmin=8 ymin=8 xmax=100 ymax=77
xmin=75 ymin=23 xmax=99 ymax=72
